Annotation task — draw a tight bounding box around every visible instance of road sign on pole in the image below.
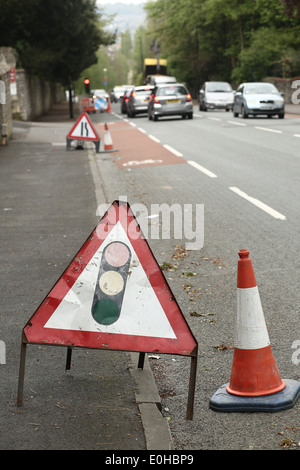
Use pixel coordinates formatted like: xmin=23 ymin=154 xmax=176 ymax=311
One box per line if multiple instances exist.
xmin=17 ymin=200 xmax=198 ymax=418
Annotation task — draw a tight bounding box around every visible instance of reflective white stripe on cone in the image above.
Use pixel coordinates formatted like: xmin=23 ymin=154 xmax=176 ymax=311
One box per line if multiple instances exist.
xmin=104 ymin=123 xmax=113 ymax=150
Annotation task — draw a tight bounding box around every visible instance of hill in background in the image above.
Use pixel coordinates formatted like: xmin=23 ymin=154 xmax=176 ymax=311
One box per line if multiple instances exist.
xmin=99 ymin=2 xmax=146 ymax=37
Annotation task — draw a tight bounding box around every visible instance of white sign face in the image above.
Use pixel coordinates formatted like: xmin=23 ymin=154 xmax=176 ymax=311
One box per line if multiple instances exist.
xmin=10 ymin=82 xmax=17 ymax=96
xmin=68 ymin=114 xmax=98 ymax=140
xmin=44 ymin=222 xmax=176 ymax=339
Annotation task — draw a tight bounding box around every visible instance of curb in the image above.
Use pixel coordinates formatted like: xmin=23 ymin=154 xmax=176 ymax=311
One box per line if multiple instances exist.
xmin=88 ymin=144 xmax=174 ymax=451
xmin=129 ymin=353 xmax=174 ymax=451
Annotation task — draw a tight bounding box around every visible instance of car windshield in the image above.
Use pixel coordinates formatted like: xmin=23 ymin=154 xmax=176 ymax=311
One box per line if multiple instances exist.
xmin=244 ymin=83 xmax=278 ymax=94
xmin=206 ymin=82 xmax=232 ymax=92
xmin=157 ymin=85 xmax=187 ymax=96
xmin=93 ymin=90 xmax=106 ymax=96
xmin=135 ymin=88 xmax=152 ymax=96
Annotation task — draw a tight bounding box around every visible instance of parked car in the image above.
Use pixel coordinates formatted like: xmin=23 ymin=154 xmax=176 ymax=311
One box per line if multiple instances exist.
xmin=126 ymin=85 xmax=153 ymax=117
xmin=120 ymin=86 xmax=133 ymax=114
xmin=198 ymin=81 xmax=234 ymax=111
xmin=233 ymin=82 xmax=285 ymax=118
xmin=110 ymin=86 xmax=125 ymax=103
xmin=91 ymin=89 xmax=108 ymax=100
xmin=148 ymin=83 xmax=193 ymax=121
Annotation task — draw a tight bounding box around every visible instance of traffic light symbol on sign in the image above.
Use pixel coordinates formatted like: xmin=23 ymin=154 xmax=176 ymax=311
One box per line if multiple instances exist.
xmin=92 ymin=242 xmax=131 ymax=326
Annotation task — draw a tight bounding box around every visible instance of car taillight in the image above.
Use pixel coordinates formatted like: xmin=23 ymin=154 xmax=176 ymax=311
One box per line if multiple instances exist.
xmin=132 ymin=92 xmax=136 ymax=97
xmin=186 ymin=94 xmax=192 ymax=102
xmin=154 ymin=96 xmax=160 ymax=103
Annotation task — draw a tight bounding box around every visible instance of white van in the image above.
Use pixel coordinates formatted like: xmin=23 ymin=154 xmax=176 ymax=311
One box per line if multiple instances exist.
xmin=149 ymin=75 xmax=177 ymax=86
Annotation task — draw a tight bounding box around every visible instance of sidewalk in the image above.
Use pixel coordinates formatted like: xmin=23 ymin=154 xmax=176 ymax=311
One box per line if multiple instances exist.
xmin=0 ymin=101 xmax=173 ymax=450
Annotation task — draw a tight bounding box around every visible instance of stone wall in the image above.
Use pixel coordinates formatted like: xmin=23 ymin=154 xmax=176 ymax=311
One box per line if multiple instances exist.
xmin=0 ymin=47 xmax=16 ymax=140
xmin=0 ymin=46 xmax=64 ymax=142
xmin=16 ymin=70 xmax=64 ymax=121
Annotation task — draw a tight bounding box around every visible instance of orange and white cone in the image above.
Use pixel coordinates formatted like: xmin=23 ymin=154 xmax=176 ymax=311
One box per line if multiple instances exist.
xmin=106 ymin=97 xmax=112 ymax=113
xmin=210 ymin=249 xmax=300 ymax=412
xmin=104 ymin=123 xmax=113 ymax=151
xmin=226 ymin=249 xmax=285 ymax=397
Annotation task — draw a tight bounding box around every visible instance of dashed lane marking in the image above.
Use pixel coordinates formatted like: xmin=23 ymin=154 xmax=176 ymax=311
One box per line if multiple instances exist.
xmin=188 ymin=160 xmax=218 ymax=178
xmin=229 ymin=186 xmax=286 ymax=220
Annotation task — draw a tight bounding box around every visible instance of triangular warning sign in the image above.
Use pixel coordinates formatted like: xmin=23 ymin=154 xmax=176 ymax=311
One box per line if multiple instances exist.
xmin=23 ymin=201 xmax=197 ymax=356
xmin=67 ymin=112 xmax=100 ymax=141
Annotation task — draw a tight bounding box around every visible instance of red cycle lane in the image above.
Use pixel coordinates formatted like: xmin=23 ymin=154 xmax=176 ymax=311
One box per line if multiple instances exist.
xmin=95 ymin=121 xmax=186 ymax=170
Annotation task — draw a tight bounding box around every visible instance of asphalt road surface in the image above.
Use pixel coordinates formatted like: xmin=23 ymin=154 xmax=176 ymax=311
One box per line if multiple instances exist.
xmin=92 ymin=102 xmax=300 ymax=450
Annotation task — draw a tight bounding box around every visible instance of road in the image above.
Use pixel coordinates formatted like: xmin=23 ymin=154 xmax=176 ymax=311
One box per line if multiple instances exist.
xmin=92 ymin=103 xmax=300 ymax=450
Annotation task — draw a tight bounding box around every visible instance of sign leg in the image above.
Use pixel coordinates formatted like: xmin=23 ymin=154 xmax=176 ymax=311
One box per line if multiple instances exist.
xmin=186 ymin=350 xmax=198 ymax=420
xmin=66 ymin=347 xmax=72 ymax=370
xmin=17 ymin=335 xmax=27 ymax=406
xmin=138 ymin=352 xmax=145 ymax=369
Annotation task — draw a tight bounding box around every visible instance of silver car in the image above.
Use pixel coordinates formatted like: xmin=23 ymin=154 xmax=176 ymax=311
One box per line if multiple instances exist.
xmin=198 ymin=81 xmax=234 ymax=111
xmin=233 ymin=82 xmax=285 ymax=118
xmin=148 ymin=83 xmax=193 ymax=121
xmin=126 ymin=85 xmax=153 ymax=117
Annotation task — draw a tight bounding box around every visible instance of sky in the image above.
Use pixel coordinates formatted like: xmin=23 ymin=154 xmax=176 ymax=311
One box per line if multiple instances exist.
xmin=98 ymin=0 xmax=145 ymax=4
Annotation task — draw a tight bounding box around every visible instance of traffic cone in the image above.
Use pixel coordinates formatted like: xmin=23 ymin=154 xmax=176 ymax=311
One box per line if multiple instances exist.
xmin=227 ymin=248 xmax=285 ymax=397
xmin=104 ymin=123 xmax=113 ymax=150
xmin=209 ymin=249 xmax=300 ymax=412
xmin=106 ymin=97 xmax=112 ymax=113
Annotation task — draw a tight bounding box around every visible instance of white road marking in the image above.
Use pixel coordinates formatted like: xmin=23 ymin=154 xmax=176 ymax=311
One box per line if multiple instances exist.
xmin=111 ymin=111 xmax=122 ymax=119
xmin=228 ymin=120 xmax=247 ymax=126
xmin=138 ymin=127 xmax=147 ymax=134
xmin=149 ymin=135 xmax=160 ymax=143
xmin=229 ymin=187 xmax=286 ymax=220
xmin=208 ymin=117 xmax=221 ymax=121
xmin=188 ymin=160 xmax=218 ymax=178
xmin=254 ymin=126 xmax=282 ymax=134
xmin=163 ymin=144 xmax=183 ymax=157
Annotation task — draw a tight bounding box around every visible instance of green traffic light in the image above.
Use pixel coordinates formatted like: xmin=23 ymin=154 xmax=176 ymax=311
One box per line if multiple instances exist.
xmin=92 ymin=298 xmax=119 ymax=325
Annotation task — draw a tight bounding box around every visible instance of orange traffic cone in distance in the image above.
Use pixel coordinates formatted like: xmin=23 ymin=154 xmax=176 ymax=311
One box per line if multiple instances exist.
xmin=106 ymin=97 xmax=112 ymax=113
xmin=226 ymin=249 xmax=285 ymax=397
xmin=104 ymin=123 xmax=113 ymax=150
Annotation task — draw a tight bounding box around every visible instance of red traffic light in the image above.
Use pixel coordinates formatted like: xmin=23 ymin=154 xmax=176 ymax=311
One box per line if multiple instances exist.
xmin=84 ymin=78 xmax=90 ymax=85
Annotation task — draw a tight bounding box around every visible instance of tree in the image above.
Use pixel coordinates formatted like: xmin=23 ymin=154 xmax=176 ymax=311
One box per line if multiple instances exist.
xmin=0 ymin=0 xmax=115 ymax=117
xmin=144 ymin=0 xmax=300 ymax=93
